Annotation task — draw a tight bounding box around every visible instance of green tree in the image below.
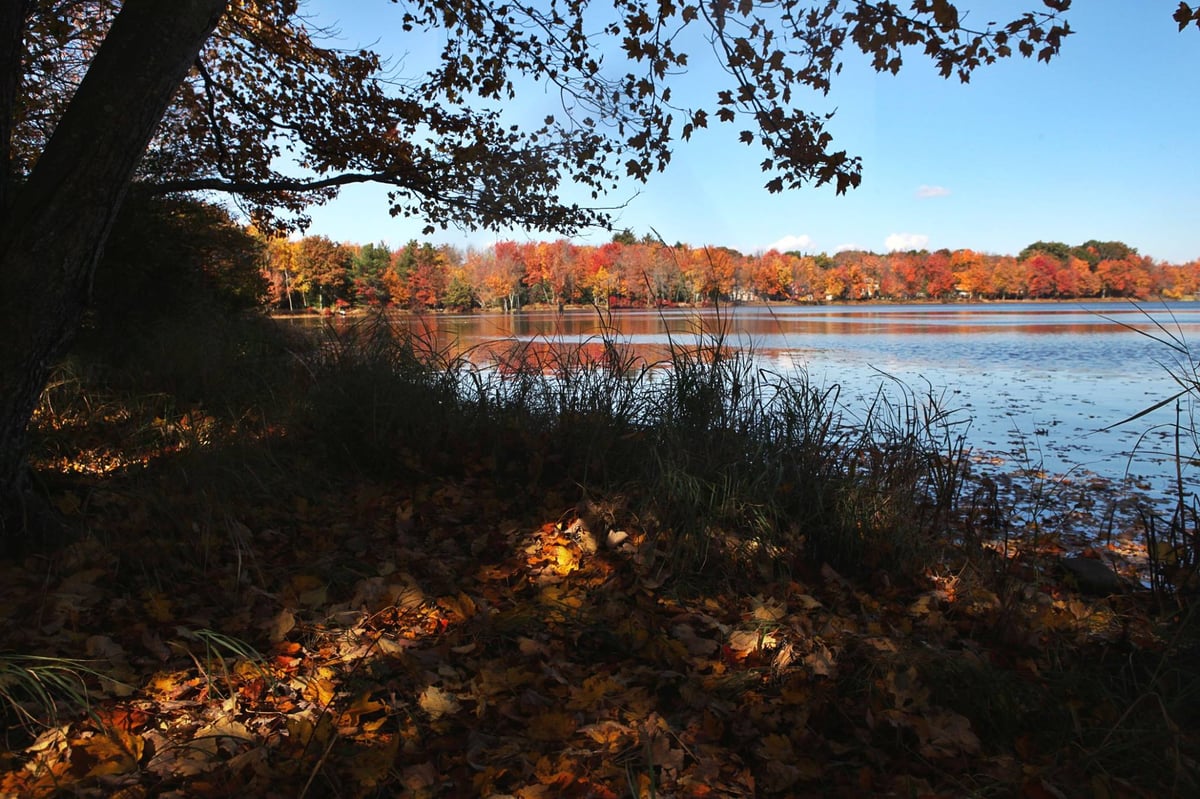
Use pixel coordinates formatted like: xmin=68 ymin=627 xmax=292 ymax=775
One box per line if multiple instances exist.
xmin=1017 ymin=240 xmax=1073 ymax=262
xmin=443 ymin=273 xmax=478 ymax=312
xmin=1073 ymin=239 xmax=1137 ymax=268
xmin=0 ymin=0 xmax=1185 ymax=542
xmin=352 ymin=242 xmax=395 ymax=306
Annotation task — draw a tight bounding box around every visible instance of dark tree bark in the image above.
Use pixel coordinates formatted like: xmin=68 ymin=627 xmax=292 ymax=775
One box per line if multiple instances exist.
xmin=0 ymin=0 xmax=229 ymax=545
xmin=0 ymin=0 xmax=32 ymax=213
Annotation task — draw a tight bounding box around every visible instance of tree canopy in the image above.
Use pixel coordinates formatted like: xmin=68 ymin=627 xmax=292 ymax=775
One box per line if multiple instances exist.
xmin=6 ymin=0 xmax=1097 ymax=238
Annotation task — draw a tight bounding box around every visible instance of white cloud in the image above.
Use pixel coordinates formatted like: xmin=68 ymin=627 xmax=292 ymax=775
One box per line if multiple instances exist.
xmin=915 ymin=184 xmax=951 ymax=198
xmin=833 ymin=242 xmax=860 ymax=253
xmin=766 ymin=234 xmax=815 ymax=253
xmin=885 ymin=232 xmax=930 ymax=251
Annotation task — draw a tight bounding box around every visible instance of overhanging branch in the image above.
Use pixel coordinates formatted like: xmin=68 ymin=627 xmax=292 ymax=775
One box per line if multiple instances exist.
xmin=147 ymin=170 xmax=400 ymax=195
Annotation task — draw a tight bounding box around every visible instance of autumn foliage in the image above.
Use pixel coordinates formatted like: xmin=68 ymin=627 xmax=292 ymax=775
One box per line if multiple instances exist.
xmin=262 ymin=236 xmax=1199 ymax=312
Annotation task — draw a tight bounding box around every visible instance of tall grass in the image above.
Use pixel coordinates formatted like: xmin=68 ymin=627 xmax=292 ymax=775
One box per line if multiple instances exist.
xmin=1097 ymin=302 xmax=1200 ymax=596
xmin=280 ymin=304 xmax=978 ymax=584
xmin=293 ymin=310 xmax=478 ymax=474
xmin=28 ymin=298 xmax=1042 ymax=590
xmin=0 ymin=655 xmax=108 ymax=742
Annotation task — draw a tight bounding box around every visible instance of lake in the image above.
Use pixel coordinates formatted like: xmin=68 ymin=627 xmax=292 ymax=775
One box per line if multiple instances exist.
xmin=396 ymin=301 xmax=1200 ymax=509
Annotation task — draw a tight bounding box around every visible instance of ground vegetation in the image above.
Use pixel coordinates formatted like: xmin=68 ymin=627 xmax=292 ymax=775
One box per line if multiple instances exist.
xmin=1 ymin=301 xmax=1198 ymax=797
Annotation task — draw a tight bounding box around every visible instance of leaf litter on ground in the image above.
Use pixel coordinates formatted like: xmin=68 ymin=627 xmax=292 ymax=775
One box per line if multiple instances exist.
xmin=1 ymin=451 xmax=1196 ymax=798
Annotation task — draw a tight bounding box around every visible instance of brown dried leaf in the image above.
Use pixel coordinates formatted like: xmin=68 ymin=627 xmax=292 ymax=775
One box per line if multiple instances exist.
xmin=672 ymin=623 xmax=720 ymax=656
xmin=437 ymin=591 xmax=477 ymax=621
xmin=69 ymin=727 xmax=143 ymax=778
xmin=804 ymin=642 xmax=837 ymax=677
xmin=920 ymin=710 xmax=981 ymax=758
xmin=750 ymin=596 xmax=786 ymax=621
xmin=527 ymin=710 xmax=576 ymax=741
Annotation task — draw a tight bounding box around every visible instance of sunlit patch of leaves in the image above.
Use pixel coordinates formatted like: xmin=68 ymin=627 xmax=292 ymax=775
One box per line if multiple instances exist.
xmin=4 ymin=465 xmax=1196 ymax=797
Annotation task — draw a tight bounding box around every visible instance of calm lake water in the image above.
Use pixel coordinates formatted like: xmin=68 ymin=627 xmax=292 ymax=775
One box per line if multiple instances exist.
xmin=398 ymin=301 xmax=1200 ymax=506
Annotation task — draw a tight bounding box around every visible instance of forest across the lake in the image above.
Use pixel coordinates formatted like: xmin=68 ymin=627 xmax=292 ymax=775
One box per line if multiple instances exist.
xmin=262 ymin=233 xmax=1200 ymax=314
xmin=92 ymin=196 xmax=1200 ymax=318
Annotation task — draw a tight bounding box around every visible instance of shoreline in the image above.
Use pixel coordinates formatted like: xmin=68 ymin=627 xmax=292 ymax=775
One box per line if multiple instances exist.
xmin=267 ymin=295 xmax=1198 ymax=319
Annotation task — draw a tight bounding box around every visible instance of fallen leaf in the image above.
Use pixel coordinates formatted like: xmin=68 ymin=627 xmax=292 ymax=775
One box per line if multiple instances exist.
xmin=262 ymin=610 xmax=294 ymax=644
xmin=920 ymin=710 xmax=981 ymax=758
xmin=804 ymin=642 xmax=837 ymax=677
xmin=793 ymin=593 xmax=823 ymax=610
xmin=757 ymin=732 xmax=794 ymax=761
xmin=437 ymin=591 xmax=477 ymax=621
xmin=750 ymin=596 xmax=786 ymax=621
xmin=418 ymin=685 xmax=461 ymax=719
xmin=527 ymin=710 xmax=576 ymax=741
xmin=567 ymin=673 xmax=623 ymax=710
xmin=69 ymin=728 xmax=143 ymax=778
xmin=672 ymin=623 xmax=719 ymax=656
xmin=193 ymin=718 xmax=255 ymax=755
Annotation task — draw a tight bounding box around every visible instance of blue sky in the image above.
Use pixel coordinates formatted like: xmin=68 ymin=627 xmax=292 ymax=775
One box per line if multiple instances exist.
xmin=297 ymin=2 xmax=1200 ymax=263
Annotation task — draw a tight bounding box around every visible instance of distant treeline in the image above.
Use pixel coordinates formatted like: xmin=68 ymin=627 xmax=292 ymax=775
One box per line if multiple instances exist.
xmin=263 ymin=233 xmax=1200 ymax=312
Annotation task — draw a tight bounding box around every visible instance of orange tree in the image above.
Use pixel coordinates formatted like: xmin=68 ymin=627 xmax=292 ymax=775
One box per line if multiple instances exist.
xmin=2 ymin=0 xmax=1190 ymax=544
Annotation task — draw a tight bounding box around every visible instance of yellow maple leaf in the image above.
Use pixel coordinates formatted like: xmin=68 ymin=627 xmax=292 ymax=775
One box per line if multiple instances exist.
xmin=579 ymin=720 xmax=632 ymax=747
xmin=550 ymin=544 xmax=578 ymax=575
xmin=340 ymin=692 xmax=388 ymax=730
xmin=418 ymin=685 xmax=462 ymax=719
xmin=302 ymin=675 xmax=336 ymax=707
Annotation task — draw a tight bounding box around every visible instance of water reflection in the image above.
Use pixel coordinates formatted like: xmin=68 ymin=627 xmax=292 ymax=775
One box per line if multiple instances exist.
xmin=431 ymin=302 xmax=1200 ymax=342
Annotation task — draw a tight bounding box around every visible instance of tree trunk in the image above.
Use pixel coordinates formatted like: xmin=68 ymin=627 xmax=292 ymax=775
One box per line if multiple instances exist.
xmin=0 ymin=0 xmax=33 ymax=213
xmin=0 ymin=0 xmax=228 ymax=545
